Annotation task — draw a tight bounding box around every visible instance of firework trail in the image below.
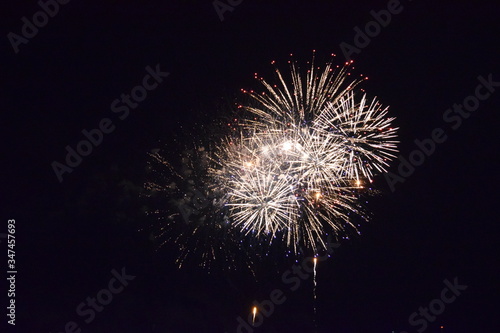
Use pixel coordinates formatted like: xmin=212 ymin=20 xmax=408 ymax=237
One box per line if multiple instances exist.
xmin=313 ymin=256 xmax=318 ymax=327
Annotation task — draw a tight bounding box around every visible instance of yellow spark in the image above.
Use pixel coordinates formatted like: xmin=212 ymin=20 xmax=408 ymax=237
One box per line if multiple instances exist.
xmin=252 ymin=306 xmax=257 ymax=324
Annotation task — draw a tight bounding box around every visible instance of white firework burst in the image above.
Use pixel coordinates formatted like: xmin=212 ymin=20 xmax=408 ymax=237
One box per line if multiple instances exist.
xmin=209 ymin=57 xmax=398 ymax=254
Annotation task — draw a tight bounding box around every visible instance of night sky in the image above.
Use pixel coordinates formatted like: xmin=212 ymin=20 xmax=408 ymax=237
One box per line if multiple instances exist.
xmin=2 ymin=1 xmax=500 ymax=332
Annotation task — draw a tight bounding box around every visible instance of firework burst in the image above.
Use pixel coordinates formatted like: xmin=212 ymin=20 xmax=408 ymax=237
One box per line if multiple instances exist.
xmin=146 ymin=55 xmax=398 ymax=266
xmin=209 ymin=56 xmax=398 ymax=254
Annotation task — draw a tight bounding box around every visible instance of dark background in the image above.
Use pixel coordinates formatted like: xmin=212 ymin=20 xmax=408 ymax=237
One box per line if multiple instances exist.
xmin=1 ymin=0 xmax=499 ymax=332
